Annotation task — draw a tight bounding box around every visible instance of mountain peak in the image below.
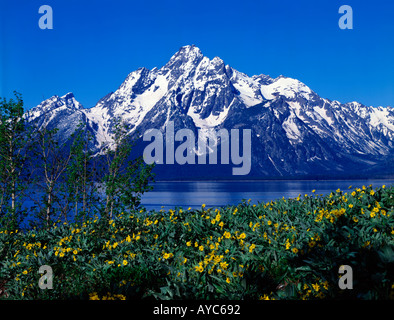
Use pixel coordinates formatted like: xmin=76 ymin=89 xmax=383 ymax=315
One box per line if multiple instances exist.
xmin=61 ymin=92 xmax=75 ymax=100
xmin=165 ymin=45 xmax=204 ymax=70
xmin=178 ymin=44 xmax=202 ymax=55
xmin=26 ymin=46 xmax=394 ymax=178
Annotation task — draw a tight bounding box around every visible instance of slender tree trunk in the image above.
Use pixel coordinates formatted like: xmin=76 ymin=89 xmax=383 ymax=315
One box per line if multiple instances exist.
xmin=105 ymin=194 xmax=110 ymax=218
xmin=11 ymin=180 xmax=16 ymax=212
xmin=82 ymin=184 xmax=86 ymax=222
xmin=74 ymin=186 xmax=79 ymax=220
xmin=0 ymin=189 xmax=5 ymax=217
xmin=82 ymin=155 xmax=87 ymax=220
xmin=46 ymin=183 xmax=53 ymax=229
xmin=82 ymin=186 xmax=86 ymax=213
xmin=9 ymin=139 xmax=16 ymax=213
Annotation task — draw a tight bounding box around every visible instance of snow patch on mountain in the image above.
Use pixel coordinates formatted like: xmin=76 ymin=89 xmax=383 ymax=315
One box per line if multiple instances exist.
xmin=230 ymin=69 xmax=264 ymax=107
xmin=261 ymin=76 xmax=313 ymax=100
xmin=26 ymin=45 xmax=394 ymax=178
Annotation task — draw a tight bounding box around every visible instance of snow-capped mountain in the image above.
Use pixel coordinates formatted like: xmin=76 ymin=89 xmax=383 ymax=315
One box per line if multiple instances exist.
xmin=24 ymin=92 xmax=101 ymax=149
xmin=26 ymin=45 xmax=394 ymax=178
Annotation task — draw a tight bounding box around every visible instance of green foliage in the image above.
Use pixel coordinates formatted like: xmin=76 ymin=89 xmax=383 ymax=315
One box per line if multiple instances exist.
xmin=28 ymin=126 xmax=72 ymax=229
xmin=0 ymin=92 xmax=29 ymax=231
xmin=59 ymin=123 xmax=98 ymax=224
xmin=0 ymin=92 xmax=154 ymax=230
xmin=1 ymin=184 xmax=393 ymax=300
xmin=101 ymin=118 xmax=155 ymax=219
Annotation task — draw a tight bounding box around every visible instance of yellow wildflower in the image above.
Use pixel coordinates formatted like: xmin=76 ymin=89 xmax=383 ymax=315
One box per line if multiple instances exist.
xmin=89 ymin=292 xmax=100 ymax=300
xmin=195 ymin=265 xmax=204 ymax=273
xmin=308 ymin=241 xmax=316 ymax=248
xmin=370 ymin=212 xmax=376 ymax=218
xmin=163 ymin=253 xmax=171 ymax=259
xmin=312 ymin=283 xmax=320 ymax=292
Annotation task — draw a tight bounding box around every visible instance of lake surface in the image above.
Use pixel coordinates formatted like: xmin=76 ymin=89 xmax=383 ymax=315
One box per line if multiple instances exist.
xmin=16 ymin=179 xmax=394 ymax=229
xmin=140 ymin=179 xmax=394 ymax=211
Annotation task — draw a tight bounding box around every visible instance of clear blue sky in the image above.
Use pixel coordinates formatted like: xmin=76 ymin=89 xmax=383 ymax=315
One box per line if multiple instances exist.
xmin=1 ymin=0 xmax=393 ymax=110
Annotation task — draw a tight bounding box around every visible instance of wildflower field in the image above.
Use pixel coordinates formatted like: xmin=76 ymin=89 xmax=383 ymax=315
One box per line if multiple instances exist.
xmin=1 ymin=184 xmax=393 ymax=300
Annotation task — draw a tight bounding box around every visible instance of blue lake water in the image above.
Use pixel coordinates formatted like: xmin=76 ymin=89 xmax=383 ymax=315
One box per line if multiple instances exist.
xmin=18 ymin=179 xmax=394 ymax=228
xmin=140 ymin=179 xmax=394 ymax=211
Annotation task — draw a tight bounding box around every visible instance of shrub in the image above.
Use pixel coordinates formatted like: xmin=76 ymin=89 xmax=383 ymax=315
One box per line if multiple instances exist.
xmin=0 ymin=184 xmax=393 ymax=300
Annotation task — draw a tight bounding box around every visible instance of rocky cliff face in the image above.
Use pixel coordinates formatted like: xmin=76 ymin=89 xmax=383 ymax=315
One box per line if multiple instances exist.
xmin=26 ymin=45 xmax=394 ymax=178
